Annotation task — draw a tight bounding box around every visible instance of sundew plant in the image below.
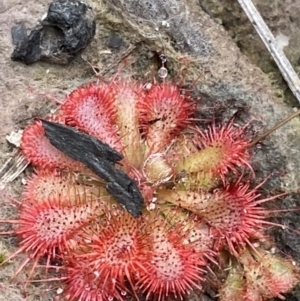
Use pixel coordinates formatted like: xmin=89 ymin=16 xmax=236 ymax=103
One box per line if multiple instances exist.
xmin=0 ymin=75 xmax=299 ymax=301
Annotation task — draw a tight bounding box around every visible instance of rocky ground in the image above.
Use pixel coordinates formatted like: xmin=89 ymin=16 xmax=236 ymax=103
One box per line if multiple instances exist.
xmin=0 ymin=0 xmax=300 ymax=300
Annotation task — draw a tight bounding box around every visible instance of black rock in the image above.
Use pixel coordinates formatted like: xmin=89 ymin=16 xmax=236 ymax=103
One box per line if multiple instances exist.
xmin=11 ymin=0 xmax=96 ymax=64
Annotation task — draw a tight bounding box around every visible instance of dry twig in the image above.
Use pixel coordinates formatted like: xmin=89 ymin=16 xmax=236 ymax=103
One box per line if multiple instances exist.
xmin=237 ymin=0 xmax=300 ymax=145
xmin=237 ymin=0 xmax=300 ymax=103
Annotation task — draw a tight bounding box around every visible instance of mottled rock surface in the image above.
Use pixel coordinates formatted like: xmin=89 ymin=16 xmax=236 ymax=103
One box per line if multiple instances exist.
xmin=0 ymin=0 xmax=300 ymax=300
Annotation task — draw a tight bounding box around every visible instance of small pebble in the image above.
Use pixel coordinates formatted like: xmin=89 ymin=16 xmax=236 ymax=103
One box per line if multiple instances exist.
xmin=107 ymin=32 xmax=124 ymax=49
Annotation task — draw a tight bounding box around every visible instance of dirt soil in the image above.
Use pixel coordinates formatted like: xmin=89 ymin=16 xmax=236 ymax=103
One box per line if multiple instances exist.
xmin=0 ymin=0 xmax=300 ymax=300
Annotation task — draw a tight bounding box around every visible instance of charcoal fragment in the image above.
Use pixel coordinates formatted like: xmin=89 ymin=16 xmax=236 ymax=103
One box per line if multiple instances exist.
xmin=11 ymin=0 xmax=96 ymax=65
xmin=41 ymin=120 xmax=123 ymax=164
xmin=41 ymin=120 xmax=144 ymax=217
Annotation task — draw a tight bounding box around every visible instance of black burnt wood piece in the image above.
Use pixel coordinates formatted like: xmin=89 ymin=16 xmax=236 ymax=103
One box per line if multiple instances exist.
xmin=41 ymin=119 xmax=144 ymax=217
